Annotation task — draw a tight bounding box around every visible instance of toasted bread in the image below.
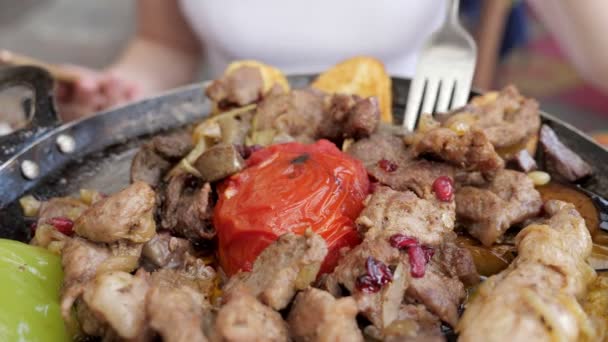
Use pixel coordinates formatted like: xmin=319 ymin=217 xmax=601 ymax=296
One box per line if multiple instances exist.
xmin=225 ymin=60 xmax=290 ymax=93
xmin=311 ymin=56 xmax=393 ymax=123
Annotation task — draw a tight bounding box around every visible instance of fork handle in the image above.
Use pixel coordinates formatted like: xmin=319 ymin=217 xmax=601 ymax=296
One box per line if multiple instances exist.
xmin=446 ymin=0 xmax=460 ymax=23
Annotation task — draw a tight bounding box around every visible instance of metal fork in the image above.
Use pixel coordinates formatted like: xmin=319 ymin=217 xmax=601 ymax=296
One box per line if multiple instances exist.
xmin=403 ymin=0 xmax=477 ymax=131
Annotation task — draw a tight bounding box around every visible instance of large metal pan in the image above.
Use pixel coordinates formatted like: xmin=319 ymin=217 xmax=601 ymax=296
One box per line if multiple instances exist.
xmin=1 ymin=65 xmax=607 ymax=242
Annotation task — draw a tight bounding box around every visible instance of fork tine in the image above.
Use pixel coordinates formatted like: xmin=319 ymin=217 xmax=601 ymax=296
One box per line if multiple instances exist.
xmin=403 ymin=77 xmax=425 ymax=131
xmin=435 ymin=79 xmax=454 ymax=113
xmin=451 ymin=76 xmax=472 ymax=109
xmin=421 ymin=77 xmax=439 ymax=115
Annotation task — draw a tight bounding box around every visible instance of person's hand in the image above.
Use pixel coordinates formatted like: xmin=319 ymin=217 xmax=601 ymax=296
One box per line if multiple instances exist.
xmin=54 ymin=66 xmax=143 ymax=121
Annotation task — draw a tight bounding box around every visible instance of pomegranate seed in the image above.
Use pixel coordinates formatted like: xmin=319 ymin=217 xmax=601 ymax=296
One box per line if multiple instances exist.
xmin=389 ymin=234 xmax=434 ymax=278
xmin=408 ymin=245 xmax=427 ymax=278
xmin=389 ymin=234 xmax=419 ymax=249
xmin=432 ymin=176 xmax=454 ymax=202
xmin=49 ymin=217 xmax=74 ymax=236
xmin=378 ymin=159 xmax=398 ymax=172
xmin=355 ymin=257 xmax=393 ymax=293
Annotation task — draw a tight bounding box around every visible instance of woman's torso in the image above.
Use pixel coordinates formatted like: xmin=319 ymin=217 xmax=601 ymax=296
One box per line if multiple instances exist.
xmin=179 ymin=0 xmax=446 ymax=77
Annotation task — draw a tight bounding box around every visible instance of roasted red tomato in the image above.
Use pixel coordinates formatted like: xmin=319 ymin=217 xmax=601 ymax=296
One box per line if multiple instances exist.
xmin=215 ymin=139 xmax=369 ymax=276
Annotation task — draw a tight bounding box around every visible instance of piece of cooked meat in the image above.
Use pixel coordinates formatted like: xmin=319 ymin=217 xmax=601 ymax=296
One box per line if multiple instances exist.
xmin=435 ymin=242 xmax=480 ymax=287
xmin=141 ymin=232 xmax=194 ymax=269
xmin=327 ymin=235 xmax=408 ymax=327
xmin=152 ymin=131 xmax=193 ymax=159
xmin=317 ymin=93 xmax=358 ymax=140
xmin=456 ymin=169 xmax=542 ymax=246
xmin=288 ymin=288 xmax=363 ymax=342
xmin=130 ymin=144 xmax=172 ymax=187
xmin=224 ymin=232 xmax=328 ymax=310
xmin=149 ymin=257 xmax=217 ymax=298
xmin=357 ymin=186 xmax=455 ymax=246
xmin=74 ymin=298 xmax=106 ymax=337
xmin=355 ymin=262 xmax=410 ymax=328
xmin=347 ymin=134 xmax=455 ymax=198
xmin=381 ymin=304 xmax=444 ymax=342
xmin=325 ymin=236 xmax=400 ymax=295
xmin=458 ymin=200 xmax=596 ymax=342
xmin=412 ymin=123 xmax=504 ymax=174
xmin=74 ymin=181 xmax=156 ymax=243
xmin=205 ymin=66 xmax=264 ymax=108
xmin=539 ymin=124 xmax=592 ymax=182
xmin=160 ymin=174 xmax=215 ymax=242
xmin=254 ymin=88 xmax=325 ymax=142
xmin=405 ymin=261 xmax=464 ymax=327
xmin=60 ymin=237 xmax=112 ymax=319
xmin=213 ymin=287 xmax=289 ymax=342
xmin=346 ymin=96 xmax=381 ymax=139
xmin=82 ymin=271 xmax=149 ymax=340
xmin=37 ymin=197 xmax=88 ymax=224
xmin=130 ymin=132 xmax=193 ymax=187
xmin=466 ymin=85 xmax=541 ymax=149
xmin=317 ymin=94 xmax=380 ymax=141
xmin=512 ymin=149 xmax=537 ymax=173
xmin=147 ymin=284 xmax=210 ymax=342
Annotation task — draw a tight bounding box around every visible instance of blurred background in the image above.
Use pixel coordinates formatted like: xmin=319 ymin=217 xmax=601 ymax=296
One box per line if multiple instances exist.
xmin=0 ymin=0 xmax=607 ymax=142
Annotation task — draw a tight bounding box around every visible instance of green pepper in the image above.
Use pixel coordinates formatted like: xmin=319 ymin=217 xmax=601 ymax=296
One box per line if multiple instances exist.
xmin=0 ymin=239 xmax=70 ymax=341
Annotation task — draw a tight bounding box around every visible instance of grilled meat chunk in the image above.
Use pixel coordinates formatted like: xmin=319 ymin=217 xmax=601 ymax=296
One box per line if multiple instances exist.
xmin=346 ymin=96 xmax=381 ymax=138
xmin=131 ymin=145 xmax=172 ymax=187
xmin=74 ymin=181 xmax=156 ymax=243
xmin=405 ymin=261 xmax=464 ymax=327
xmin=318 ymin=94 xmax=380 ymax=141
xmin=380 ymin=304 xmax=444 ymax=342
xmin=464 ymin=85 xmax=541 ymax=149
xmin=142 ymin=232 xmax=194 ymax=269
xmin=131 ymin=132 xmax=193 ymax=187
xmin=355 ymin=262 xmax=410 ymax=329
xmin=512 ymin=149 xmax=537 ymax=173
xmin=147 ymin=283 xmax=211 ymax=342
xmin=205 ymin=66 xmax=264 ymax=108
xmin=60 ymin=237 xmax=112 ymax=319
xmin=435 ymin=242 xmax=480 ymax=287
xmin=37 ymin=197 xmax=88 ymax=224
xmin=214 ymin=288 xmax=289 ymax=342
xmin=224 ymin=232 xmax=328 ymax=310
xmin=412 ymin=120 xmax=504 ymax=174
xmin=357 ymin=186 xmax=455 ymax=246
xmin=82 ymin=271 xmax=149 ymax=339
xmin=152 ymin=131 xmax=193 ymax=159
xmin=288 ymin=288 xmax=363 ymax=342
xmin=161 ymin=174 xmax=215 ymax=241
xmin=458 ymin=200 xmax=596 ymax=342
xmin=347 ymin=134 xmax=454 ymax=197
xmin=540 ymin=124 xmax=592 ymax=182
xmin=327 ymin=235 xmax=405 ymax=327
xmin=456 ymin=169 xmax=542 ymax=246
xmin=254 ymin=88 xmax=326 ymax=143
xmin=149 ymin=256 xmax=217 ymax=297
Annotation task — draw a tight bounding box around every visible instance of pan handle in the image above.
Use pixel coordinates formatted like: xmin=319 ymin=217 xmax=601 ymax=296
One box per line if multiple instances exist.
xmin=0 ymin=66 xmax=60 ymax=163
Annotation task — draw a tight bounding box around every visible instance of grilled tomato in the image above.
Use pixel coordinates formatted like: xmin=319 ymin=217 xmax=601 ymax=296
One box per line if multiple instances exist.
xmin=215 ymin=139 xmax=369 ymax=276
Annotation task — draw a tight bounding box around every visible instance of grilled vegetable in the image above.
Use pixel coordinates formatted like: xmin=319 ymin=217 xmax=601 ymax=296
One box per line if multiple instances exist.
xmin=214 ymin=140 xmax=369 ymax=275
xmin=0 ymin=239 xmax=72 ymax=341
xmin=194 ymin=144 xmax=246 ymax=182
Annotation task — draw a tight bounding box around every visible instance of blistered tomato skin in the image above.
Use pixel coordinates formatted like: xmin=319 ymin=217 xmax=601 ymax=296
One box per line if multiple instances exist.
xmin=215 ymin=140 xmax=369 ymax=276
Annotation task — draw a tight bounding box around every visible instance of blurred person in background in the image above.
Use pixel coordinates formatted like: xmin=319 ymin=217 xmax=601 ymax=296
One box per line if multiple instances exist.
xmin=50 ymin=0 xmax=608 ymax=120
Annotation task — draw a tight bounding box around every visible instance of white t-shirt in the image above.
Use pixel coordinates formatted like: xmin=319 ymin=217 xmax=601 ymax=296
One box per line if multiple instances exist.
xmin=179 ymin=0 xmax=446 ymax=78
